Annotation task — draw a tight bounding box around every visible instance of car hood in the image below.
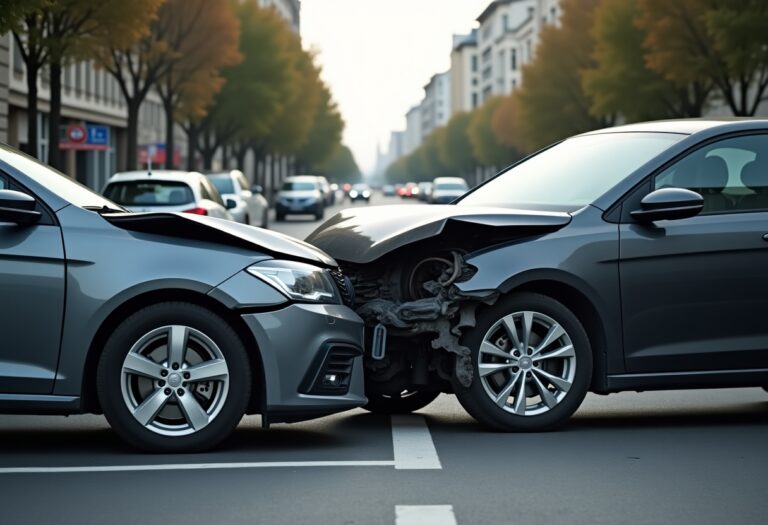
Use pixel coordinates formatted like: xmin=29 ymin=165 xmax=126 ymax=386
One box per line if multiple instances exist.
xmin=104 ymin=211 xmax=337 ymax=267
xmin=306 ymin=204 xmax=571 ymax=264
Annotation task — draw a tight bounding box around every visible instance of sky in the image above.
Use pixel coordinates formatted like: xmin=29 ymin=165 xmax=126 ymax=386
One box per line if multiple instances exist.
xmin=301 ymin=0 xmax=489 ymax=175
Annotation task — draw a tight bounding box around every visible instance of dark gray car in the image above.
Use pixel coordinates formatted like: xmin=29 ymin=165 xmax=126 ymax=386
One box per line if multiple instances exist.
xmin=0 ymin=144 xmax=365 ymax=452
xmin=308 ymin=119 xmax=768 ymax=432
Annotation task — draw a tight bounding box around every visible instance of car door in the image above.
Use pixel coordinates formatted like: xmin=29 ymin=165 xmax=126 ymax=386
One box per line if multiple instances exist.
xmin=0 ymin=173 xmax=66 ymax=393
xmin=619 ymin=133 xmax=768 ymax=373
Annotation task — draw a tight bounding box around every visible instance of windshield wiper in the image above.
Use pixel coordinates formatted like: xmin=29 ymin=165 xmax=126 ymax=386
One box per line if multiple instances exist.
xmin=84 ymin=205 xmax=128 ymax=214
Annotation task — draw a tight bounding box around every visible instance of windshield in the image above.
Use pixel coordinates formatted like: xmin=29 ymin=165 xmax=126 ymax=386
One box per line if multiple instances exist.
xmin=282 ymin=181 xmax=317 ymax=191
xmin=103 ymin=181 xmax=195 ymax=207
xmin=0 ymin=143 xmax=119 ymax=209
xmin=208 ymin=176 xmax=235 ymax=195
xmin=458 ymin=132 xmax=685 ymax=210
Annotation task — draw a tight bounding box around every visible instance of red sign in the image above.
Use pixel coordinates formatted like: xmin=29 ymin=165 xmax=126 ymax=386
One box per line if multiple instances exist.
xmin=66 ymin=125 xmax=87 ymax=144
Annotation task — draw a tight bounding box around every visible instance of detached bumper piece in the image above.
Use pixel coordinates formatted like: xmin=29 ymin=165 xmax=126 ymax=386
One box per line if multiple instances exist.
xmin=300 ymin=343 xmax=363 ymax=395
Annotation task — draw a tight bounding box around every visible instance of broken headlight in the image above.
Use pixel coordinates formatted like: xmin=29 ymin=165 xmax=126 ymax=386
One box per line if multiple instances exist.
xmin=247 ymin=260 xmax=340 ymax=304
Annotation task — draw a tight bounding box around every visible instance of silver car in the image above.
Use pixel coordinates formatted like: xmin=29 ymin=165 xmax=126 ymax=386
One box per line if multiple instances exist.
xmin=0 ymin=145 xmax=365 ymax=452
xmin=103 ymin=170 xmax=234 ymax=220
xmin=207 ymin=170 xmax=269 ymax=228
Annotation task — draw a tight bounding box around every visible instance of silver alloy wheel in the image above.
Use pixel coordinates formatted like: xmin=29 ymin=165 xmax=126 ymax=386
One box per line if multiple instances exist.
xmin=120 ymin=325 xmax=230 ymax=436
xmin=478 ymin=311 xmax=576 ymax=416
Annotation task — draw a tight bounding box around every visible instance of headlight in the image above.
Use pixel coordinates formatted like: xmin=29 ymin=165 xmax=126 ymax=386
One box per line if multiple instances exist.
xmin=247 ymin=260 xmax=340 ymax=303
xmin=349 ymin=190 xmax=358 ymax=198
xmin=362 ymin=191 xmax=371 ymax=198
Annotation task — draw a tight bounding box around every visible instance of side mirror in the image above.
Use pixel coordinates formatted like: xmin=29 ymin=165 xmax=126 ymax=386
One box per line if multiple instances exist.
xmin=0 ymin=189 xmax=42 ymax=225
xmin=225 ymin=198 xmax=237 ymax=210
xmin=631 ymin=187 xmax=704 ymax=223
xmin=251 ymin=184 xmax=263 ymax=195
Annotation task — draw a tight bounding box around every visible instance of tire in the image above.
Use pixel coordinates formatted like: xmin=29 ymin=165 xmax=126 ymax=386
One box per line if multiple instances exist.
xmin=276 ymin=212 xmax=285 ymax=222
xmin=315 ymin=205 xmax=325 ymax=221
xmin=363 ymin=390 xmax=439 ymax=414
xmin=244 ymin=214 xmax=251 ymax=226
xmin=454 ymin=292 xmax=592 ymax=432
xmin=97 ymin=302 xmax=251 ymax=453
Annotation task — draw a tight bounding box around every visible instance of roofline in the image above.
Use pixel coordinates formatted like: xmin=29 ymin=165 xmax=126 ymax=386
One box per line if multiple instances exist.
xmin=477 ymin=0 xmax=514 ymax=24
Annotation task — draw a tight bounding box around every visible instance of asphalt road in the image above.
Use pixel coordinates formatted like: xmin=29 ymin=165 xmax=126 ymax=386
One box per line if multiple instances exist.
xmin=1 ymin=193 xmax=766 ymax=525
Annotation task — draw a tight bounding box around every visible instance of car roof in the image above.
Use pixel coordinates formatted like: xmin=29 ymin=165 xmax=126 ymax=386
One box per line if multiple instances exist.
xmin=108 ymin=170 xmax=205 ymax=183
xmin=284 ymin=175 xmax=319 ymax=182
xmin=433 ymin=177 xmax=467 ymax=184
xmin=580 ymin=118 xmax=768 ymax=137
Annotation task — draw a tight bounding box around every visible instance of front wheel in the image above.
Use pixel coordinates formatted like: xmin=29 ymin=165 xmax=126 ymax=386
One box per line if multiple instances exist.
xmin=363 ymin=390 xmax=439 ymax=414
xmin=97 ymin=302 xmax=251 ymax=452
xmin=454 ymin=292 xmax=592 ymax=432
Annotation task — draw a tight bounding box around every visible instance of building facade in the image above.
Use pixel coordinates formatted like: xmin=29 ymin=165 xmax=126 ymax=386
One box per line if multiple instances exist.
xmin=421 ymin=72 xmax=451 ymax=140
xmin=450 ymin=30 xmax=479 ymax=114
xmin=403 ymin=104 xmax=423 ymax=156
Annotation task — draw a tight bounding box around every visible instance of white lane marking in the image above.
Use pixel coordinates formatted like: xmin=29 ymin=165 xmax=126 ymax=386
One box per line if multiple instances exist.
xmin=0 ymin=460 xmax=395 ymax=475
xmin=391 ymin=415 xmax=442 ymax=470
xmin=395 ymin=505 xmax=457 ymax=525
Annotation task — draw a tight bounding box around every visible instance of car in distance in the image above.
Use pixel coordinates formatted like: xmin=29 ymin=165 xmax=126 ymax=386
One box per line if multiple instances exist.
xmin=0 ymin=145 xmax=365 ymax=452
xmin=206 ymin=169 xmax=269 ymax=228
xmin=307 ymin=119 xmax=768 ymax=432
xmin=400 ymin=182 xmax=419 ymax=199
xmin=417 ymin=181 xmax=433 ymax=202
xmin=103 ymin=170 xmax=234 ymax=220
xmin=275 ymin=176 xmax=326 ymax=221
xmin=315 ymin=176 xmax=335 ymax=206
xmin=429 ymin=177 xmax=468 ymax=204
xmin=348 ymin=183 xmax=372 ymax=203
xmin=382 ymin=184 xmax=396 ymax=197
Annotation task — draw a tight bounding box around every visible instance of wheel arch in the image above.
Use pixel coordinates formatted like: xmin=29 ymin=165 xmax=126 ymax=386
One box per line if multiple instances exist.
xmin=80 ymin=289 xmax=266 ymax=415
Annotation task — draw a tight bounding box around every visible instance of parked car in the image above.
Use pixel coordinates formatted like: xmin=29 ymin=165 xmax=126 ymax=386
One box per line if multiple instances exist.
xmin=206 ymin=169 xmax=269 ymax=228
xmin=348 ymin=183 xmax=372 ymax=203
xmin=307 ymin=119 xmax=768 ymax=431
xmin=400 ymin=182 xmax=419 ymax=199
xmin=429 ymin=177 xmax=468 ymax=204
xmin=315 ymin=176 xmax=335 ymax=206
xmin=275 ymin=176 xmax=325 ymax=221
xmin=417 ymin=182 xmax=433 ymax=202
xmin=0 ymin=144 xmax=365 ymax=452
xmin=382 ymin=184 xmax=396 ymax=197
xmin=103 ymin=170 xmax=234 ymax=220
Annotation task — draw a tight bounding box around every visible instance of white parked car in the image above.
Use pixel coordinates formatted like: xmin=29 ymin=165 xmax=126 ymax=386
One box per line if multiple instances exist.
xmin=207 ymin=170 xmax=269 ymax=228
xmin=103 ymin=170 xmax=234 ymax=220
xmin=430 ymin=177 xmax=469 ymax=204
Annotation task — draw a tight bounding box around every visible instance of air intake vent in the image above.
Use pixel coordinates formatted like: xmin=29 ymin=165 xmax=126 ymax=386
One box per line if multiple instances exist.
xmin=300 ymin=343 xmax=362 ymax=395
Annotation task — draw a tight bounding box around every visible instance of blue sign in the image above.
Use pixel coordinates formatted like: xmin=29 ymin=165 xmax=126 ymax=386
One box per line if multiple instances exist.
xmin=87 ymin=125 xmax=109 ymax=146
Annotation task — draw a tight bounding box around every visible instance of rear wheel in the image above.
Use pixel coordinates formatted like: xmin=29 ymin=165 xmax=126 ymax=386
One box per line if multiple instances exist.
xmin=364 ymin=390 xmax=439 ymax=414
xmin=276 ymin=212 xmax=285 ymax=222
xmin=97 ymin=302 xmax=251 ymax=452
xmin=315 ymin=205 xmax=325 ymax=221
xmin=454 ymin=292 xmax=591 ymax=432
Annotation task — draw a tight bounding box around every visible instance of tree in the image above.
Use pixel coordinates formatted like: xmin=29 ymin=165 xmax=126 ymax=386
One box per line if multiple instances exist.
xmin=385 ymin=156 xmax=409 ymax=184
xmin=416 ymin=128 xmax=448 ymax=181
xmin=468 ymin=97 xmax=518 ymax=168
xmin=44 ymin=0 xmax=161 ymax=169
xmin=318 ymin=144 xmax=361 ymax=182
xmin=438 ymin=112 xmax=477 ymax=176
xmin=154 ymin=0 xmax=241 ymax=169
xmin=0 ymin=0 xmax=49 ymax=157
xmin=638 ymin=0 xmax=768 ymax=116
xmin=582 ymin=0 xmax=711 ymax=122
xmin=490 ymin=93 xmax=523 ymax=153
xmin=295 ymin=84 xmax=344 ymax=172
xmin=514 ymin=0 xmax=611 ymax=151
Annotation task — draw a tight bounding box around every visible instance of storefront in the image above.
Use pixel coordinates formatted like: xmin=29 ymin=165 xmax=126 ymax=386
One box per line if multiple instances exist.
xmin=59 ymin=121 xmax=117 ymax=191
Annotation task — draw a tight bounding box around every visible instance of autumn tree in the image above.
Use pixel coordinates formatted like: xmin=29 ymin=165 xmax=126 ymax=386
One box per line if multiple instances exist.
xmin=514 ymin=0 xmax=611 ymax=151
xmin=583 ymin=0 xmax=711 ymax=122
xmin=295 ymin=84 xmax=344 ymax=173
xmin=638 ymin=0 xmax=768 ymax=116
xmin=438 ymin=112 xmax=477 ymax=177
xmin=318 ymin=144 xmax=361 ymax=182
xmin=468 ymin=97 xmax=518 ymax=168
xmin=490 ymin=93 xmax=524 ymax=153
xmin=153 ymin=0 xmax=241 ymax=169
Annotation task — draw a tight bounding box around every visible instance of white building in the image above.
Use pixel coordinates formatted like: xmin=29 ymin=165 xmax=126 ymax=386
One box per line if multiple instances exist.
xmin=403 ymin=104 xmax=423 ymax=155
xmin=450 ymin=30 xmax=480 ymax=113
xmin=421 ymin=72 xmax=451 ymax=139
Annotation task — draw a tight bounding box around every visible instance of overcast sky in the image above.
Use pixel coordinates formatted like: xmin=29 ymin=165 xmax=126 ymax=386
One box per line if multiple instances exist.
xmin=301 ymin=0 xmax=489 ymax=175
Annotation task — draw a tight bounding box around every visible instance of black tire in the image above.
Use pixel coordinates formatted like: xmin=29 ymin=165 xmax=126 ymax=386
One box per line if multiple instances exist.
xmin=243 ymin=214 xmax=250 ymax=226
xmin=363 ymin=390 xmax=440 ymax=414
xmin=97 ymin=302 xmax=251 ymax=453
xmin=275 ymin=212 xmax=285 ymax=222
xmin=454 ymin=292 xmax=592 ymax=432
xmin=315 ymin=205 xmax=325 ymax=221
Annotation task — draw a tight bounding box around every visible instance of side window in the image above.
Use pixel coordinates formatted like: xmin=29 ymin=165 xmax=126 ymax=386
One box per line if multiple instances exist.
xmin=201 ymin=179 xmax=224 ymax=206
xmin=237 ymin=174 xmax=249 ymax=192
xmin=0 ymin=175 xmax=7 ymax=190
xmin=653 ymin=134 xmax=768 ymax=213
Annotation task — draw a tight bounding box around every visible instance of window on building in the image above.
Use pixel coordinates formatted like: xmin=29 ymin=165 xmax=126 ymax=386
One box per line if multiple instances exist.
xmin=551 ymin=6 xmax=557 ymax=21
xmin=472 ymin=78 xmax=478 ymax=86
xmin=12 ymin=40 xmax=23 ymax=74
xmin=482 ymin=86 xmax=492 ymax=102
xmin=511 ymin=49 xmax=517 ymax=70
xmin=472 ymin=93 xmax=479 ymax=108
xmin=65 ymin=65 xmax=73 ymax=94
xmin=502 ymin=14 xmax=509 ymax=31
xmin=482 ymin=47 xmax=492 ymax=63
xmin=85 ymin=61 xmax=92 ymax=98
xmin=527 ymin=39 xmax=532 ymax=61
xmin=75 ymin=62 xmax=82 ymax=95
xmin=471 ymin=55 xmax=479 ymax=73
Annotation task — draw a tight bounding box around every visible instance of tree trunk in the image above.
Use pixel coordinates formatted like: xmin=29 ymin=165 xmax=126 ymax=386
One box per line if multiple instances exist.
xmin=185 ymin=123 xmax=198 ymax=171
xmin=47 ymin=61 xmax=63 ymax=170
xmin=163 ymin=97 xmax=175 ymax=169
xmin=234 ymin=143 xmax=247 ymax=173
xmin=126 ymin=100 xmax=141 ymax=170
xmin=26 ymin=62 xmax=39 ymax=157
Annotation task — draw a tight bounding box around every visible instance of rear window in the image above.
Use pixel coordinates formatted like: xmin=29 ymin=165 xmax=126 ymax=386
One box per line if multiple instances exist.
xmin=103 ymin=181 xmax=194 ymax=206
xmin=208 ymin=176 xmax=235 ymax=195
xmin=282 ymin=181 xmax=317 ymax=191
xmin=435 ymin=182 xmax=468 ymax=190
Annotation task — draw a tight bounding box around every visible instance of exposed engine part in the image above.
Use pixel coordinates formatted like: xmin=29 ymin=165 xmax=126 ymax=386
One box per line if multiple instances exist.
xmin=350 ymin=250 xmax=498 ymax=387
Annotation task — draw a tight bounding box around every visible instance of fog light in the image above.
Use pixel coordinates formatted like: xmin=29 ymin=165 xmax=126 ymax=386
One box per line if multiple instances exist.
xmin=322 ymin=373 xmax=340 ymax=387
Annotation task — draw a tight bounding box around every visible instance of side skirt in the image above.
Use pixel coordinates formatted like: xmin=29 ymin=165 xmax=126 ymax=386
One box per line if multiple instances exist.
xmin=0 ymin=394 xmax=82 ymax=415
xmin=606 ymin=368 xmax=768 ymax=392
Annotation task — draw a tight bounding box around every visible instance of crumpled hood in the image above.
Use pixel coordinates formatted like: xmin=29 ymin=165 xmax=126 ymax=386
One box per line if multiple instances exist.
xmin=104 ymin=211 xmax=337 ymax=267
xmin=306 ymin=204 xmax=571 ymax=264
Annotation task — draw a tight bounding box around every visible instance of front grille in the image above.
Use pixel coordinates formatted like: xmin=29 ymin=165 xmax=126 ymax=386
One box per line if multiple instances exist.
xmin=329 ymin=268 xmax=355 ymax=307
xmin=300 ymin=344 xmax=362 ymax=395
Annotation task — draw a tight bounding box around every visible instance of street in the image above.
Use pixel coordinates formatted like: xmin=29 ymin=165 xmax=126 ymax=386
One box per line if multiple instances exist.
xmin=0 ymin=194 xmax=766 ymax=525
